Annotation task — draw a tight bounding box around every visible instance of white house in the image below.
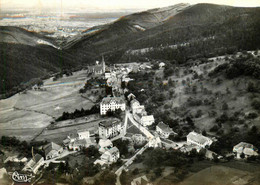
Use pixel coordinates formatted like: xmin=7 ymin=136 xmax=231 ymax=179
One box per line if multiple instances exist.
xmin=130 ymin=99 xmax=146 ymax=115
xmin=100 ymin=147 xmax=120 ymax=163
xmin=22 ymin=154 xmax=44 ymax=174
xmin=99 ymin=120 xmax=121 ymax=139
xmin=94 ymin=147 xmax=120 ymax=166
xmin=130 ymin=99 xmax=140 ymax=111
xmin=233 ymin=142 xmax=258 ymax=158
xmin=68 ymin=137 xmax=96 ymax=151
xmin=77 ymin=129 xmax=90 ymax=140
xmin=43 ymin=142 xmax=63 ymax=160
xmin=100 ymin=97 xmax=126 ymax=115
xmin=133 ymin=113 xmax=154 ymax=127
xmin=127 ymin=93 xmax=136 ymax=101
xmin=148 ymin=137 xmax=162 ymax=148
xmin=187 ymin=131 xmax=213 ymax=148
xmin=159 ymin=62 xmax=165 ymax=69
xmin=141 ymin=115 xmax=155 ymax=127
xmin=98 ymin=139 xmax=113 ymax=154
xmin=156 ymin=122 xmax=176 ymax=138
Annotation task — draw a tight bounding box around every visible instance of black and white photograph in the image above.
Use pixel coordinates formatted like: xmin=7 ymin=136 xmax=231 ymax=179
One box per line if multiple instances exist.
xmin=0 ymin=0 xmax=260 ymax=184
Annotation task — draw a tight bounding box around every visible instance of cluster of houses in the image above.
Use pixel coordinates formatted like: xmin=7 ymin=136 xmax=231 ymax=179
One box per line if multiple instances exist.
xmin=12 ymin=59 xmax=260 ymax=180
xmin=94 ymin=139 xmax=120 ymax=166
xmin=130 ymin=99 xmax=155 ymax=127
xmin=63 ymin=129 xmax=96 ymax=151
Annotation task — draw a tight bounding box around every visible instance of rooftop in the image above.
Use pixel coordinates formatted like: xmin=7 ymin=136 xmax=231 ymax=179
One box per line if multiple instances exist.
xmin=101 ymin=97 xmax=125 ymax=105
xmin=157 ymin=122 xmax=172 ymax=133
xmin=43 ymin=142 xmax=62 ymax=156
xmin=187 ymin=131 xmax=212 ymax=145
xmin=98 ymin=139 xmax=113 ymax=148
xmin=99 ymin=120 xmax=121 ymax=128
xmin=234 ymin=142 xmax=257 ymax=150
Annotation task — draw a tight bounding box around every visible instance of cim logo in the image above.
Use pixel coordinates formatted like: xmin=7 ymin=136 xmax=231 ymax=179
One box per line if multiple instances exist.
xmin=11 ymin=171 xmax=33 ymax=183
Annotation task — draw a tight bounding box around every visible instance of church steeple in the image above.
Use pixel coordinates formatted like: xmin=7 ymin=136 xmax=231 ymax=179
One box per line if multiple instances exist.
xmin=102 ymin=55 xmax=105 ymax=73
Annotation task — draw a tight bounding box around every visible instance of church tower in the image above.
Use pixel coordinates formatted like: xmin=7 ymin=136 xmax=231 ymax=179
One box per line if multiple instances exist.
xmin=102 ymin=55 xmax=105 ymax=73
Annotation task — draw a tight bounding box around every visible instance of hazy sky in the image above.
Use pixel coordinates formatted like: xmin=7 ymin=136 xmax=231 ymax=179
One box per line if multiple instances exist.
xmin=1 ymin=0 xmax=260 ymax=11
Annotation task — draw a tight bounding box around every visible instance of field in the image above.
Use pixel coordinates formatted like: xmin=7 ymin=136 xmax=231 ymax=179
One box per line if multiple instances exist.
xmin=0 ymin=70 xmax=95 ymax=141
xmin=178 ymin=165 xmax=260 ymax=185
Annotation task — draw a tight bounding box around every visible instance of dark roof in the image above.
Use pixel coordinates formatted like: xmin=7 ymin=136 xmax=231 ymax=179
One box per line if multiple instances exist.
xmin=34 ymin=154 xmax=43 ymax=163
xmin=43 ymin=142 xmax=62 ymax=156
xmin=157 ymin=122 xmax=172 ymax=133
xmin=99 ymin=120 xmax=121 ymax=128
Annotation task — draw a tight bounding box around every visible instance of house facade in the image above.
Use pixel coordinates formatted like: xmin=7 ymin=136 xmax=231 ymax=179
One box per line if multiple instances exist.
xmin=141 ymin=115 xmax=155 ymax=127
xmin=77 ymin=129 xmax=90 ymax=140
xmin=99 ymin=120 xmax=122 ymax=139
xmin=43 ymin=142 xmax=63 ymax=160
xmin=100 ymin=97 xmax=126 ymax=115
xmin=187 ymin=131 xmax=213 ymax=148
xmin=100 ymin=147 xmax=120 ymax=163
xmin=233 ymin=142 xmax=258 ymax=158
xmin=156 ymin=122 xmax=176 ymax=138
xmin=22 ymin=154 xmax=44 ymax=174
xmin=68 ymin=137 xmax=96 ymax=151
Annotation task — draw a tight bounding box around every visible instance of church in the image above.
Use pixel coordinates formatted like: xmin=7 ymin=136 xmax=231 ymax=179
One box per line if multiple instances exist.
xmin=89 ymin=56 xmax=106 ymax=76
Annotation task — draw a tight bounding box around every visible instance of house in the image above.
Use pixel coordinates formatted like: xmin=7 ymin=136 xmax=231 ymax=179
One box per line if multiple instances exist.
xmin=68 ymin=137 xmax=96 ymax=151
xmin=134 ymin=113 xmax=154 ymax=126
xmin=77 ymin=129 xmax=90 ymax=140
xmin=100 ymin=97 xmax=126 ymax=115
xmin=105 ymin=71 xmax=111 ymax=79
xmin=99 ymin=120 xmax=121 ymax=139
xmin=233 ymin=142 xmax=258 ymax=158
xmin=98 ymin=139 xmax=113 ymax=154
xmin=187 ymin=131 xmax=213 ymax=148
xmin=67 ymin=132 xmax=78 ymax=143
xmin=141 ymin=115 xmax=155 ymax=127
xmin=100 ymin=147 xmax=120 ymax=163
xmin=127 ymin=93 xmax=136 ymax=101
xmin=148 ymin=137 xmax=161 ymax=148
xmin=159 ymin=62 xmax=165 ymax=69
xmin=131 ymin=99 xmax=140 ymax=112
xmin=131 ymin=175 xmax=152 ymax=185
xmin=156 ymin=122 xmax=176 ymax=138
xmin=130 ymin=99 xmax=146 ymax=114
xmin=43 ymin=142 xmax=63 ymax=160
xmin=22 ymin=154 xmax=44 ymax=174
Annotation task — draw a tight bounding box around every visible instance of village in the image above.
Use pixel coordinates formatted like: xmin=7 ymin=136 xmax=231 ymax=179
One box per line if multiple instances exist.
xmin=0 ymin=56 xmax=259 ymax=185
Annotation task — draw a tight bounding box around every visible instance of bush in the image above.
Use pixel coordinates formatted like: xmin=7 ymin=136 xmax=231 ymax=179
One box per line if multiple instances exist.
xmin=252 ymin=99 xmax=260 ymax=110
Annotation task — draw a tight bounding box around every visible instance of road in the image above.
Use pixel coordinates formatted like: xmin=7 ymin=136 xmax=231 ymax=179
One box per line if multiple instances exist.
xmin=126 ymin=111 xmax=154 ymax=139
xmin=115 ymin=142 xmax=149 ymax=185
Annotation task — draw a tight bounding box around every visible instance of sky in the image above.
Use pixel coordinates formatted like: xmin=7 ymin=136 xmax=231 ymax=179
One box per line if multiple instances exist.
xmin=1 ymin=0 xmax=260 ymax=12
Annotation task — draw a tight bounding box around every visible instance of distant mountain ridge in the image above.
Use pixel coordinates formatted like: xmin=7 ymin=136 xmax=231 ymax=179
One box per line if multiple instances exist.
xmin=0 ymin=26 xmax=59 ymax=49
xmin=0 ymin=3 xmax=260 ymax=96
xmin=62 ymin=3 xmax=190 ymax=51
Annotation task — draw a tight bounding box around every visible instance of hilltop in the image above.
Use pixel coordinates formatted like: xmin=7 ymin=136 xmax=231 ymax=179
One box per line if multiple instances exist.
xmin=0 ymin=3 xmax=260 ymax=97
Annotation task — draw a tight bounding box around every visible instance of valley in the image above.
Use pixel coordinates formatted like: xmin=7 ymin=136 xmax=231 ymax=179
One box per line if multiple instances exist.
xmin=0 ymin=2 xmax=259 ymax=185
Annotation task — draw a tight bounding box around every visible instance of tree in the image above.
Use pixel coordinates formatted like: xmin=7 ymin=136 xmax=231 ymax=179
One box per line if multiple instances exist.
xmin=152 ymin=63 xmax=159 ymax=70
xmin=252 ymin=99 xmax=260 ymax=110
xmin=222 ymin=102 xmax=229 ymax=110
xmin=96 ymin=170 xmax=116 ymax=185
